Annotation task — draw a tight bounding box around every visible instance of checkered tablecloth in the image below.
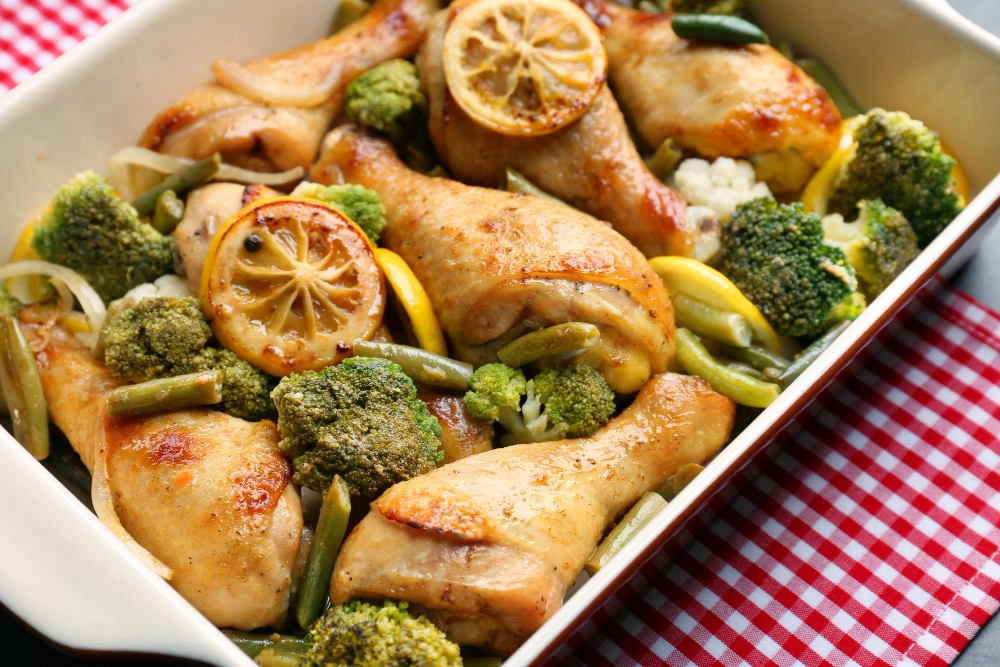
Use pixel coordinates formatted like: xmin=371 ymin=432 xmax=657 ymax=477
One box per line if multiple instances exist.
xmin=5 ymin=2 xmax=1000 ymax=666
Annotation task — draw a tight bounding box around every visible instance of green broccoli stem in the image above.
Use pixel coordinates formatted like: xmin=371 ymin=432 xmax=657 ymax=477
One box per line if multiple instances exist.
xmin=151 ymin=190 xmax=185 ymax=235
xmin=585 ymin=492 xmax=668 ymax=575
xmin=131 ymin=154 xmax=221 ymax=217
xmin=714 ymin=343 xmax=790 ymax=371
xmin=351 ymin=340 xmax=473 ymax=391
xmin=673 ymin=293 xmax=752 ymax=348
xmin=496 ymin=322 xmax=600 ymax=368
xmin=255 ymin=647 xmax=306 ymax=667
xmin=671 ymin=14 xmax=769 ymax=45
xmin=504 ymin=166 xmax=569 ymax=206
xmin=675 ymin=328 xmax=780 ymax=408
xmin=657 ymin=463 xmax=705 ymax=501
xmin=296 ymin=475 xmax=351 ymax=629
xmin=0 ymin=316 xmax=49 ymax=460
xmin=797 ymin=58 xmax=863 ymax=119
xmin=778 ymin=319 xmax=851 ymax=388
xmin=106 ymin=370 xmax=222 ymax=419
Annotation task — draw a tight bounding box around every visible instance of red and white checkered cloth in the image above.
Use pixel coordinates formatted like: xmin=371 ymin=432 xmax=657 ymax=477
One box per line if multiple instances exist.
xmin=5 ymin=2 xmax=1000 ymax=666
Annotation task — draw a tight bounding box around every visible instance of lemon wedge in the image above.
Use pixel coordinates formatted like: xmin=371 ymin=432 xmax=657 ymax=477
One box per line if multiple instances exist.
xmin=649 ymin=256 xmax=781 ymax=353
xmin=375 ymin=248 xmax=448 ymax=357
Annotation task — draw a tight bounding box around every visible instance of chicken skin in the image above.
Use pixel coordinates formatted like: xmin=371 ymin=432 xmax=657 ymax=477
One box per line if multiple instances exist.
xmin=416 ymin=9 xmax=696 ymax=258
xmin=311 ymin=125 xmax=675 ymax=393
xmin=137 ymin=0 xmax=438 ymax=172
xmin=27 ymin=324 xmax=301 ymax=630
xmin=332 ymin=373 xmax=735 ymax=654
xmin=574 ymin=0 xmax=842 ymax=181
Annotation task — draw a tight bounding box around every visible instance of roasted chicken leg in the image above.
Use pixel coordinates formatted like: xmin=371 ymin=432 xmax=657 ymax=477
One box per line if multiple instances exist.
xmin=137 ymin=0 xmax=438 ymax=172
xmin=311 ymin=125 xmax=675 ymax=393
xmin=28 ymin=325 xmax=301 ymax=630
xmin=332 ymin=373 xmax=735 ymax=654
xmin=574 ymin=0 xmax=842 ymax=188
xmin=416 ymin=9 xmax=697 ymax=258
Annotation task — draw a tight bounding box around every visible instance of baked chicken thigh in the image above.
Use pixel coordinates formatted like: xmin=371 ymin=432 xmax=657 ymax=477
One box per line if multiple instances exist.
xmin=137 ymin=0 xmax=439 ymax=172
xmin=332 ymin=373 xmax=735 ymax=654
xmin=28 ymin=325 xmax=301 ymax=630
xmin=416 ymin=8 xmax=697 ymax=258
xmin=311 ymin=125 xmax=675 ymax=393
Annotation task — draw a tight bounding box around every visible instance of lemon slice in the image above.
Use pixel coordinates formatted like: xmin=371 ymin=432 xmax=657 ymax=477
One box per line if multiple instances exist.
xmin=442 ymin=0 xmax=607 ymax=137
xmin=803 ymin=117 xmax=971 ymax=213
xmin=7 ymin=218 xmax=54 ymax=304
xmin=374 ymin=248 xmax=448 ymax=357
xmin=649 ymin=256 xmax=781 ymax=353
xmin=201 ymin=197 xmax=386 ymax=376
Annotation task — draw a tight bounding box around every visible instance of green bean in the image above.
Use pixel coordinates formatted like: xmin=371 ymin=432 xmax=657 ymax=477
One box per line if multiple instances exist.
xmin=151 ymin=190 xmax=185 ymax=235
xmin=333 ymin=0 xmax=371 ymax=32
xmin=106 ymin=370 xmax=222 ymax=419
xmin=296 ymin=475 xmax=351 ymax=629
xmin=463 ymin=659 xmax=504 ymax=667
xmin=351 ymin=340 xmax=473 ymax=391
xmin=585 ymin=492 xmax=667 ymax=575
xmin=716 ymin=343 xmax=790 ymax=371
xmin=224 ymin=631 xmax=311 ymax=660
xmin=255 ymin=647 xmax=306 ymax=667
xmin=497 ymin=323 xmax=600 ymax=368
xmin=284 ymin=525 xmax=313 ymax=631
xmin=657 ymin=463 xmax=705 ymax=501
xmin=637 ymin=0 xmax=661 ymax=12
xmin=646 ymin=137 xmax=684 ymax=183
xmin=131 ymin=154 xmax=221 ymax=217
xmin=761 ymin=367 xmax=783 ymax=384
xmin=722 ymin=359 xmax=761 ymax=379
xmin=41 ymin=431 xmax=93 ymax=510
xmin=776 ymin=41 xmax=795 ymax=60
xmin=778 ymin=319 xmax=851 ymax=388
xmin=675 ymin=328 xmax=780 ymax=408
xmin=673 ymin=293 xmax=752 ymax=348
xmin=797 ymin=58 xmax=863 ymax=119
xmin=671 ymin=14 xmax=769 ymax=45
xmin=0 ymin=317 xmax=49 ymax=459
xmin=504 ymin=166 xmax=568 ymax=206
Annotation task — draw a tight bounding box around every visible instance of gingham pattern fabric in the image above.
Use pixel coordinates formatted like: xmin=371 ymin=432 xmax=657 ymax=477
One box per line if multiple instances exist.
xmin=5 ymin=3 xmax=1000 ymax=666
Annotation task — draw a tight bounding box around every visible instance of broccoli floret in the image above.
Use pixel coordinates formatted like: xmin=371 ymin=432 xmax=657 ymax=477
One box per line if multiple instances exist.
xmin=306 ymin=600 xmax=461 ymax=667
xmin=271 ymin=357 xmax=443 ymax=498
xmin=0 ymin=285 xmax=22 ymax=319
xmin=103 ymin=296 xmax=211 ymax=382
xmin=824 ymin=199 xmax=920 ymax=300
xmin=463 ymin=362 xmax=527 ymax=422
xmin=662 ymin=0 xmax=746 ymax=16
xmin=345 ymin=59 xmax=428 ymax=145
xmin=292 ymin=182 xmax=387 ymax=245
xmin=183 ymin=348 xmax=276 ymax=422
xmin=722 ymin=198 xmax=865 ymax=338
xmin=827 ymin=109 xmax=964 ymax=248
xmin=465 ymin=363 xmax=615 ymax=444
xmin=32 ymin=171 xmax=176 ymax=303
xmin=102 ymin=296 xmax=275 ymax=421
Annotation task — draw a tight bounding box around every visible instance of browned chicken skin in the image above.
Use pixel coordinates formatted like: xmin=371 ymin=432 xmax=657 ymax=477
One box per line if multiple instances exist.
xmin=416 ymin=9 xmax=696 ymax=258
xmin=28 ymin=325 xmax=301 ymax=630
xmin=332 ymin=373 xmax=735 ymax=654
xmin=311 ymin=125 xmax=675 ymax=393
xmin=138 ymin=0 xmax=439 ymax=172
xmin=574 ymin=0 xmax=841 ymax=170
xmin=418 ymin=389 xmax=494 ymax=464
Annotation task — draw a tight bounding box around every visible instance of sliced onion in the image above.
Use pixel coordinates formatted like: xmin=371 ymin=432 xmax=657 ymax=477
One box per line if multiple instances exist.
xmin=211 ymin=57 xmax=341 ymax=108
xmin=108 ymin=146 xmax=305 ymax=201
xmin=92 ymin=440 xmax=174 ymax=580
xmin=0 ymin=261 xmax=106 ymax=347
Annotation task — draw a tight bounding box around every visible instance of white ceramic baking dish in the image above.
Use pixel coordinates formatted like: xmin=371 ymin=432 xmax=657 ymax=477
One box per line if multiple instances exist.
xmin=1 ymin=0 xmax=999 ymax=664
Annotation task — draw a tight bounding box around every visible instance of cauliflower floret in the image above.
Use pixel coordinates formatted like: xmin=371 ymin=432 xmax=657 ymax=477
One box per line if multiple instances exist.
xmin=122 ymin=274 xmax=193 ymax=302
xmin=674 ymin=157 xmax=772 ymax=222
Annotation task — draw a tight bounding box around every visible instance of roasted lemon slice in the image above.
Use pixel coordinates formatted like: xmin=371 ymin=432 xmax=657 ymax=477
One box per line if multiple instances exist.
xmin=442 ymin=0 xmax=607 ymax=137
xmin=7 ymin=219 xmax=53 ymax=304
xmin=374 ymin=248 xmax=448 ymax=357
xmin=649 ymin=256 xmax=781 ymax=353
xmin=201 ymin=197 xmax=385 ymax=376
